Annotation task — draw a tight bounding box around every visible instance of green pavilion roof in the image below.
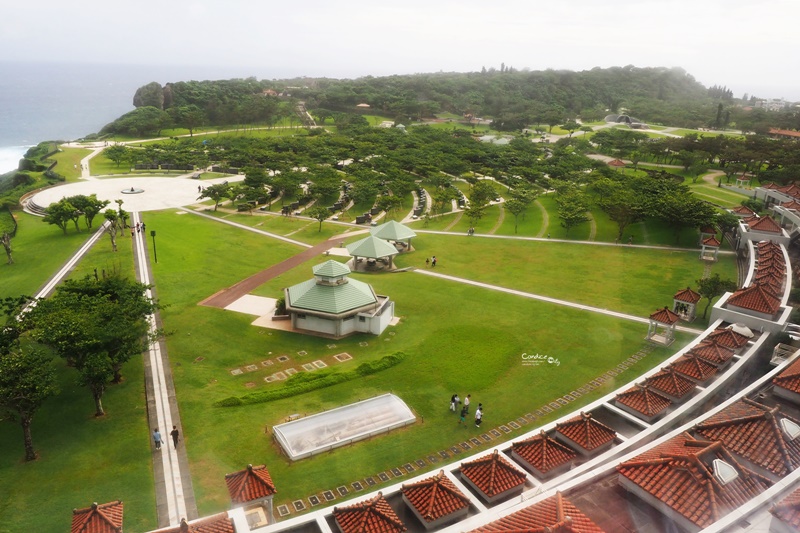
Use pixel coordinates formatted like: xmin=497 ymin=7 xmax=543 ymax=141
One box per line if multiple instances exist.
xmin=313 ymin=259 xmax=351 ymax=278
xmin=370 ymin=220 xmax=417 ymax=241
xmin=346 ymin=235 xmax=399 ymax=259
xmin=286 ymin=277 xmax=377 ymax=315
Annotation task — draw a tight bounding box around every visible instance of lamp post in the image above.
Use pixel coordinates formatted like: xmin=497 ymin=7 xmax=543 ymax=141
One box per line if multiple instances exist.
xmin=150 ymin=230 xmax=157 ymax=263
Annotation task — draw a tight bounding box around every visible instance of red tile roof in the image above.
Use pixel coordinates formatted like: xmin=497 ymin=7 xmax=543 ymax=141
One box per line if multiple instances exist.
xmin=645 ymin=367 xmax=696 ymax=400
xmin=674 ymin=287 xmax=701 ymax=304
xmin=702 ymin=235 xmax=721 ymax=247
xmin=401 ymin=471 xmax=469 ymax=522
xmin=726 ymin=284 xmax=782 ymax=315
xmin=762 ymin=182 xmax=784 ymax=190
xmin=649 ymin=307 xmax=680 ymax=325
xmin=470 ymin=492 xmax=605 ymax=533
xmin=607 ymin=159 xmax=626 ymax=167
xmin=707 ymin=328 xmax=751 ymax=349
xmin=732 ymin=205 xmax=757 ymax=215
xmin=615 ymin=384 xmax=672 ymax=418
xmin=781 ymin=199 xmax=800 ymax=211
xmin=225 ymin=464 xmax=276 ymax=504
xmin=773 ymin=357 xmax=800 ymax=394
xmin=555 ymin=412 xmax=616 ymax=452
xmin=688 ymin=341 xmax=735 ymax=366
xmin=694 ymin=398 xmax=800 ymax=477
xmin=71 ymin=501 xmax=123 ymax=533
xmin=617 ymin=433 xmax=772 ymax=529
xmin=512 ymin=431 xmax=577 ymax=475
xmin=753 ymin=278 xmax=784 ymax=299
xmin=334 ymin=493 xmax=406 ymax=533
xmin=758 ymin=240 xmax=783 ymax=253
xmin=160 ymin=514 xmax=234 ymax=533
xmin=769 ymin=128 xmax=800 ymax=139
xmin=780 ymin=184 xmax=800 ymax=199
xmin=748 ymin=215 xmax=784 ymax=234
xmin=770 ymin=487 xmax=800 ymax=529
xmin=670 ymin=353 xmax=718 ymax=382
xmin=461 ymin=450 xmax=527 ymax=498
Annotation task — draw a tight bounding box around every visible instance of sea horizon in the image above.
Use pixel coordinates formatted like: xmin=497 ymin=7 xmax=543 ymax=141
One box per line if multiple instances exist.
xmin=0 ymin=60 xmax=304 ymax=174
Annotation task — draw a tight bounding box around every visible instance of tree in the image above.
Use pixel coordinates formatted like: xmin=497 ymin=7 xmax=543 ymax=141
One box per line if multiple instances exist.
xmin=561 ymin=120 xmax=580 ymax=138
xmin=696 ymin=273 xmax=737 ymax=319
xmin=199 ymin=182 xmax=232 ymax=211
xmin=716 ymin=211 xmax=740 ymax=238
xmin=42 ymin=198 xmax=79 ymax=235
xmin=470 ymin=180 xmax=497 ymax=208
xmin=464 ymin=204 xmax=485 ymax=227
xmin=170 ymin=105 xmax=205 ymax=136
xmin=556 ymin=192 xmax=589 ymax=235
xmin=306 ymin=205 xmax=331 ymax=232
xmin=376 ymin=195 xmax=403 ymax=220
xmin=654 ymin=192 xmax=716 ymax=243
xmin=103 ymin=209 xmax=120 ymax=251
xmin=504 ymin=197 xmax=527 ymax=234
xmin=0 ymin=349 xmax=59 ymax=461
xmin=0 ymin=232 xmax=12 ymax=264
xmin=25 ymin=275 xmax=158 ymax=415
xmin=67 ymin=194 xmax=109 ymax=230
xmin=598 ymin=187 xmax=647 ymax=241
xmin=103 ymin=145 xmax=130 ymax=168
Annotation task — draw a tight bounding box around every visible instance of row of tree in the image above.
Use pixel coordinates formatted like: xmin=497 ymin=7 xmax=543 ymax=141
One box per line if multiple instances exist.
xmin=0 ymin=274 xmax=157 ymax=461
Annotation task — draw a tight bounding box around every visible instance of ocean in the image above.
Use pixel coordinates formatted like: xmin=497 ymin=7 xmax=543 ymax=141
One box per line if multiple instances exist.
xmin=0 ymin=61 xmax=297 ymax=174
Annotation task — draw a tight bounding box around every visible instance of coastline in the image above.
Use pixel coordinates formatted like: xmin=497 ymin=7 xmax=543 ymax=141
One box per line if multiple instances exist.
xmin=0 ymin=145 xmax=29 ymax=175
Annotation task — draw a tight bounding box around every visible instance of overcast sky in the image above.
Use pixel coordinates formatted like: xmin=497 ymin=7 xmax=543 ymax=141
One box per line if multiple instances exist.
xmin=2 ymin=0 xmax=798 ymax=100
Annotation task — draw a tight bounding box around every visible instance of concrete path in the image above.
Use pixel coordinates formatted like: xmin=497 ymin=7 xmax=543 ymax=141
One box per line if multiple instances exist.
xmin=131 ymin=212 xmax=197 ymax=527
xmin=414 ymin=230 xmax=737 ymax=255
xmin=414 ymin=269 xmax=703 ymax=335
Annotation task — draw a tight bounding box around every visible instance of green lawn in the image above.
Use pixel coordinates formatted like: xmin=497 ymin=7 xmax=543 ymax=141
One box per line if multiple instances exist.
xmin=0 ymin=195 xmax=740 ymax=530
xmin=0 ymin=212 xmax=99 ymax=297
xmin=146 ymin=217 xmax=695 ymax=514
xmin=49 ymin=147 xmax=93 ymax=181
xmin=0 ymin=228 xmax=155 ymax=533
xmin=395 ymin=233 xmax=736 ymax=320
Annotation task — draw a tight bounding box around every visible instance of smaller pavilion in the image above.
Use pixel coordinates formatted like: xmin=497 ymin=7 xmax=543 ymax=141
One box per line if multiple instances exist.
xmin=224 ymin=464 xmax=277 ymax=527
xmin=607 ymin=159 xmax=626 ymax=170
xmin=646 ymin=307 xmax=680 ymax=346
xmin=346 ymin=235 xmax=399 ymax=272
xmin=700 ymin=235 xmax=721 ymax=261
xmin=370 ymin=220 xmax=417 ymax=252
xmin=736 ymin=174 xmax=752 ymax=188
xmin=673 ymin=287 xmax=701 ymax=322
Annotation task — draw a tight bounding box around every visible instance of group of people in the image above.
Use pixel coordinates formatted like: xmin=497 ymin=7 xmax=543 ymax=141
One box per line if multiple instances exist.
xmin=450 ymin=393 xmax=484 ymax=427
xmin=131 ymin=221 xmax=147 ymax=237
xmin=425 ymin=255 xmax=438 ymax=267
xmin=152 ymin=426 xmax=180 ymax=450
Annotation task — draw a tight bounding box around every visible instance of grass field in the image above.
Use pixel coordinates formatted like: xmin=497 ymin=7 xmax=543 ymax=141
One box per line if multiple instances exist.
xmin=143 ymin=211 xmax=695 ymax=514
xmin=0 ymin=157 xmax=745 ymax=531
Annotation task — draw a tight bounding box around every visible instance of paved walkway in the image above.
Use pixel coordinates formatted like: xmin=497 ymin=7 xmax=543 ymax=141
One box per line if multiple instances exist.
xmin=414 ymin=269 xmax=704 ymax=335
xmin=131 ymin=212 xmax=197 ymax=527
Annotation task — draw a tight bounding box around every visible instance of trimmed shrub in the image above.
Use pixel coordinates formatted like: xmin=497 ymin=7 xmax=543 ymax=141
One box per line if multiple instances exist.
xmin=214 ymin=351 xmax=407 ymax=407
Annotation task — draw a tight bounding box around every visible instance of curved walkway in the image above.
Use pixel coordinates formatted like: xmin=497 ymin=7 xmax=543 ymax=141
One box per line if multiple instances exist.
xmin=533 ymin=200 xmax=549 ymax=238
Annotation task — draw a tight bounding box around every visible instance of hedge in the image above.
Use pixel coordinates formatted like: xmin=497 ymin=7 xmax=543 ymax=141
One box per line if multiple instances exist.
xmin=214 ymin=351 xmax=406 ymax=407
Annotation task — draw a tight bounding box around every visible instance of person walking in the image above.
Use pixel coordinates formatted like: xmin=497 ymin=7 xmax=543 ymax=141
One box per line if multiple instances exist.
xmin=153 ymin=428 xmax=162 ymax=450
xmin=450 ymin=393 xmax=458 ymax=412
xmin=170 ymin=425 xmax=180 ymax=449
xmin=459 ymin=405 xmax=468 ymax=425
xmin=475 ymin=404 xmax=483 ymax=427
xmin=464 ymin=394 xmax=471 ymax=413
xmin=432 ymin=256 xmax=437 ymax=267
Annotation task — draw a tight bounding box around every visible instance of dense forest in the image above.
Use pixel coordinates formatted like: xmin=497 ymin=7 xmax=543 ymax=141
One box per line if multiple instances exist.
xmin=101 ymin=66 xmax=800 ymax=136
